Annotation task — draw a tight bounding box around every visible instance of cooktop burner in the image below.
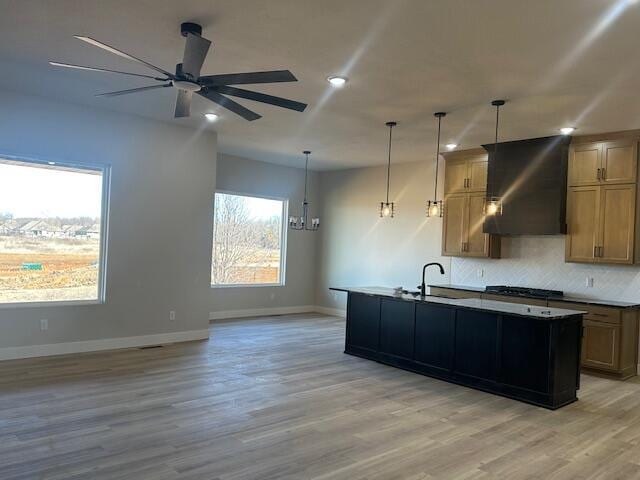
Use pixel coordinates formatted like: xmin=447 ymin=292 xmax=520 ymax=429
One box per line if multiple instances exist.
xmin=485 ymin=285 xmax=564 ymax=299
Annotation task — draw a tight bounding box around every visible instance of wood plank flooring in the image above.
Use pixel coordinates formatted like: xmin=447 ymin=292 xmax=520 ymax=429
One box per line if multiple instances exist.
xmin=1 ymin=313 xmax=640 ymax=479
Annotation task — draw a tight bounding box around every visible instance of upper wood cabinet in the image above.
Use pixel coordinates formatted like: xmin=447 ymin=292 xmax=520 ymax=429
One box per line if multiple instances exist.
xmin=566 ymin=183 xmax=636 ymax=264
xmin=444 ymin=152 xmax=488 ymax=194
xmin=568 ymin=139 xmax=638 ymax=186
xmin=442 ymin=192 xmax=500 ymax=258
xmin=442 ymin=151 xmax=499 ymax=258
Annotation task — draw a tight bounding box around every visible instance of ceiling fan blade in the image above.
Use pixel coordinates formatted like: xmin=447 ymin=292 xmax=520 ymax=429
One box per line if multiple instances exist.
xmin=95 ymin=83 xmax=172 ymax=97
xmin=174 ymin=90 xmax=192 ymax=118
xmin=49 ymin=61 xmax=167 ymax=80
xmin=198 ymin=89 xmax=262 ymax=121
xmin=74 ymin=36 xmax=174 ymax=77
xmin=182 ymin=33 xmax=211 ymax=79
xmin=199 ymin=70 xmax=297 ymax=86
xmin=212 ymin=86 xmax=307 ymax=112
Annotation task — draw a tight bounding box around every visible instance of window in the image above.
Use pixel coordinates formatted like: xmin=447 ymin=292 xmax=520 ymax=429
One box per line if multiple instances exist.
xmin=0 ymin=157 xmax=108 ymax=305
xmin=212 ymin=192 xmax=286 ymax=286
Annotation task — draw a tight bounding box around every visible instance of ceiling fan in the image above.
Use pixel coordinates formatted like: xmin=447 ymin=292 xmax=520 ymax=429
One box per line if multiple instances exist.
xmin=49 ymin=22 xmax=307 ymax=121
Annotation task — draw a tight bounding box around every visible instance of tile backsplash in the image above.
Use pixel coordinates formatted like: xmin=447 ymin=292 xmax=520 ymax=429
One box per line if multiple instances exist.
xmin=451 ymin=236 xmax=640 ymax=302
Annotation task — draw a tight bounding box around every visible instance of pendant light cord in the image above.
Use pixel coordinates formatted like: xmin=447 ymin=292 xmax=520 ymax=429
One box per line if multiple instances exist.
xmin=386 ymin=124 xmax=393 ymax=204
xmin=434 ymin=115 xmax=442 ymax=200
xmin=303 ymin=152 xmax=309 ymax=203
xmin=494 ymin=103 xmax=500 ymax=158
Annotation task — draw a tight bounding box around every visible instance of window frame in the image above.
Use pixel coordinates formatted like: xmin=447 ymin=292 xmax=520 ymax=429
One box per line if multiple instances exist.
xmin=0 ymin=153 xmax=110 ymax=309
xmin=211 ymin=189 xmax=288 ymax=289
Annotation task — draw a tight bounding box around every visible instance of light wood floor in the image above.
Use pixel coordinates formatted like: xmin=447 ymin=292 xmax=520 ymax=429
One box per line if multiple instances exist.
xmin=1 ymin=314 xmax=640 ymax=479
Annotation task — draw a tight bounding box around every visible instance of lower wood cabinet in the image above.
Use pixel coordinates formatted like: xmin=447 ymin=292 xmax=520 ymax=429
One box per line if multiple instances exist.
xmin=582 ymin=320 xmax=620 ymax=371
xmin=346 ymin=294 xmax=380 ymax=353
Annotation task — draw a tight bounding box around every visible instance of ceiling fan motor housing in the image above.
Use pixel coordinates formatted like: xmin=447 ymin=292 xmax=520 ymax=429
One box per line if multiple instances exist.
xmin=180 ymin=22 xmax=202 ymax=37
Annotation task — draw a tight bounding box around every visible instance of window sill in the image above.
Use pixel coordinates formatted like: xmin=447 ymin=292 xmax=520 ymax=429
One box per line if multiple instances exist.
xmin=211 ymin=283 xmax=285 ymax=289
xmin=0 ymin=299 xmax=104 ymax=309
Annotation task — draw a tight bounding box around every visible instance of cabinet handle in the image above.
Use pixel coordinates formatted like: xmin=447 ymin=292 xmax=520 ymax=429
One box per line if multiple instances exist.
xmin=594 ymin=245 xmax=597 ymax=258
xmin=599 ymin=246 xmax=603 ymax=257
xmin=601 ymin=168 xmax=606 ymax=180
xmin=597 ymin=168 xmax=601 ymax=181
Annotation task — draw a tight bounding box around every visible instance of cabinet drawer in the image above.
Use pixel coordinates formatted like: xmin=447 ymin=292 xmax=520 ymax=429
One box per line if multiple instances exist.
xmin=481 ymin=293 xmax=547 ymax=307
xmin=548 ymin=301 xmax=620 ymax=324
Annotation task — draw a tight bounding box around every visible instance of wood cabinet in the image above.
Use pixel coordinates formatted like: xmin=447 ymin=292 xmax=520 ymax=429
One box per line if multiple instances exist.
xmin=548 ymin=301 xmax=639 ymax=380
xmin=442 ymin=193 xmax=500 ymax=257
xmin=566 ymin=184 xmax=636 ymax=264
xmin=442 ymin=150 xmax=500 ymax=258
xmin=444 ymin=152 xmax=488 ymax=194
xmin=568 ymin=139 xmax=638 ymax=187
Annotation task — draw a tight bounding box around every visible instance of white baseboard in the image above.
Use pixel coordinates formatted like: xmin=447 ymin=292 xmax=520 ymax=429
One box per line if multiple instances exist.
xmin=0 ymin=329 xmax=210 ymax=361
xmin=313 ymin=306 xmax=346 ymax=317
xmin=210 ymin=305 xmax=346 ymax=321
xmin=209 ymin=305 xmax=317 ymax=321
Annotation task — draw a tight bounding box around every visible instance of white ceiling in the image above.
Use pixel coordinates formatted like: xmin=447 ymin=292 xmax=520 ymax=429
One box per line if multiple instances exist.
xmin=2 ymin=0 xmax=640 ymax=170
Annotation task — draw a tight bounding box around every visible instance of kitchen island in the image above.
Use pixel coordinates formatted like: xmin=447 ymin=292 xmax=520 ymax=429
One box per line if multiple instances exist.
xmin=331 ymin=287 xmax=586 ymax=409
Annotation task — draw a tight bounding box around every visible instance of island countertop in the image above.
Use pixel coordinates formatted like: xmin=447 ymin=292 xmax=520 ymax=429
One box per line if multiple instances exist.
xmin=331 ymin=286 xmax=586 ymax=320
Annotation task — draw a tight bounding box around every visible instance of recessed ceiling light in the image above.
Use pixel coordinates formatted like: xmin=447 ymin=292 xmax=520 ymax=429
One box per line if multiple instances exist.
xmin=560 ymin=127 xmax=576 ymax=135
xmin=327 ymin=76 xmax=348 ymax=87
xmin=445 ymin=143 xmax=458 ymax=151
xmin=204 ymin=113 xmax=219 ymax=122
xmin=47 ymin=161 xmax=56 ymax=165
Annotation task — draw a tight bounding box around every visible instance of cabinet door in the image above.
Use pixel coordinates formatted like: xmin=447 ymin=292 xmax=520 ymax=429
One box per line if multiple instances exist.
xmin=598 ymin=184 xmax=636 ymax=264
xmin=601 ymin=140 xmax=638 ymax=185
xmin=414 ymin=304 xmax=455 ymax=371
xmin=347 ymin=294 xmax=380 ymax=352
xmin=442 ymin=195 xmax=466 ymax=256
xmin=568 ymin=143 xmax=601 ymax=186
xmin=467 ymin=155 xmax=488 ymax=192
xmin=379 ymin=299 xmax=415 ymax=360
xmin=454 ymin=310 xmax=498 ymax=380
xmin=582 ymin=320 xmax=620 ymax=371
xmin=565 ymin=186 xmax=600 ymax=263
xmin=444 ymin=159 xmax=468 ymax=194
xmin=466 ymin=193 xmax=489 ymax=257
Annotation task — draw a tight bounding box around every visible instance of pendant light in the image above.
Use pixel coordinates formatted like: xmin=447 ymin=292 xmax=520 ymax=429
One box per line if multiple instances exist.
xmin=426 ymin=112 xmax=446 ymax=217
xmin=289 ymin=150 xmax=320 ymax=231
xmin=485 ymin=100 xmax=506 ymax=216
xmin=379 ymin=121 xmax=397 ymax=218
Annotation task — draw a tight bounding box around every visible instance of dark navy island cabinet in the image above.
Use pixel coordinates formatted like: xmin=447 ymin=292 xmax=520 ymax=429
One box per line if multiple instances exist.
xmin=343 ymin=290 xmax=583 ymax=410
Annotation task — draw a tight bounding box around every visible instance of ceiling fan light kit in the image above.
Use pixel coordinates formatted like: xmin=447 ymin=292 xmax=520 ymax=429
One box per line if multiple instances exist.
xmin=50 ymin=23 xmax=308 ymax=121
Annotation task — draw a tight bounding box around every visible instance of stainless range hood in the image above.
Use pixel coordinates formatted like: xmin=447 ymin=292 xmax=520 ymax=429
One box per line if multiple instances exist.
xmin=483 ymin=135 xmax=571 ymax=235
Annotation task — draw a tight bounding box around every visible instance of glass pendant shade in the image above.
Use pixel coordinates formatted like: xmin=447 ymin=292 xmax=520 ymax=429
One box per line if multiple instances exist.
xmin=380 ymin=202 xmax=394 ymax=218
xmin=426 ymin=200 xmax=443 ymax=218
xmin=484 ymin=197 xmax=503 ymax=216
xmin=380 ymin=121 xmax=397 ymax=218
xmin=289 ymin=151 xmax=320 ymax=231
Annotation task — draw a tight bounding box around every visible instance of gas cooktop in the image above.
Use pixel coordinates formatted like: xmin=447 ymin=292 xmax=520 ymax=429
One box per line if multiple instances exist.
xmin=485 ymin=285 xmax=564 ymax=299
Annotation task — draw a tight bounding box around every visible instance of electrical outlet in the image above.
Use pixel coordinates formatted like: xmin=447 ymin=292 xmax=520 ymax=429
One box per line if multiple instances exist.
xmin=40 ymin=319 xmax=48 ymax=331
xmin=169 ymin=311 xmax=176 ymax=321
xmin=269 ymin=292 xmax=275 ymax=300
xmin=585 ymin=277 xmax=594 ymax=288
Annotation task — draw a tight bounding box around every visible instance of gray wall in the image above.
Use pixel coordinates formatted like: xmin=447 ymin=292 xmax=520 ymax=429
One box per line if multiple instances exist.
xmin=211 ymin=153 xmax=318 ymax=315
xmin=0 ymin=90 xmax=217 ymax=347
xmin=315 ymin=160 xmax=451 ymax=311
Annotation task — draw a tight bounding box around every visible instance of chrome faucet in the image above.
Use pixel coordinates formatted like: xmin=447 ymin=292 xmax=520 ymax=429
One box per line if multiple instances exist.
xmin=419 ymin=263 xmax=445 ymax=297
